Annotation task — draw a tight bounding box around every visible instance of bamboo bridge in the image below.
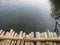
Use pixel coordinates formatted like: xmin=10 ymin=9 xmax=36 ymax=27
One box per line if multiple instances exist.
xmin=0 ymin=29 xmax=60 ymax=45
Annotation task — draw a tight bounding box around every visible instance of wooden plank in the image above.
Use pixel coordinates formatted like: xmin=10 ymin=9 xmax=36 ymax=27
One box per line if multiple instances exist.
xmin=16 ymin=31 xmax=23 ymax=45
xmin=36 ymin=32 xmax=41 ymax=45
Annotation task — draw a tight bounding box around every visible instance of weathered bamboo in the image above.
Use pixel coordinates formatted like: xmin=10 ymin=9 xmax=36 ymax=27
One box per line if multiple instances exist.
xmin=41 ymin=33 xmax=45 ymax=45
xmin=28 ymin=33 xmax=31 ymax=45
xmin=20 ymin=32 xmax=26 ymax=45
xmin=30 ymin=32 xmax=34 ymax=45
xmin=0 ymin=29 xmax=60 ymax=45
xmin=25 ymin=35 xmax=28 ymax=45
xmin=0 ymin=30 xmax=3 ymax=35
xmin=47 ymin=31 xmax=53 ymax=45
xmin=2 ymin=32 xmax=9 ymax=45
xmin=44 ymin=32 xmax=47 ymax=45
xmin=0 ymin=36 xmax=60 ymax=41
xmin=36 ymin=32 xmax=41 ymax=45
xmin=53 ymin=32 xmax=57 ymax=45
xmin=0 ymin=30 xmax=5 ymax=45
xmin=7 ymin=31 xmax=15 ymax=45
xmin=5 ymin=30 xmax=15 ymax=45
xmin=16 ymin=31 xmax=23 ymax=45
xmin=10 ymin=33 xmax=17 ymax=45
xmin=7 ymin=29 xmax=14 ymax=45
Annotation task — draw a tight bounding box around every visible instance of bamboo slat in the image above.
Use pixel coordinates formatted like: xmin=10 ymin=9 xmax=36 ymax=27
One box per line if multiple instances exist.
xmin=53 ymin=32 xmax=57 ymax=45
xmin=20 ymin=32 xmax=26 ymax=45
xmin=36 ymin=32 xmax=41 ymax=45
xmin=5 ymin=31 xmax=15 ymax=45
xmin=25 ymin=35 xmax=28 ymax=45
xmin=0 ymin=30 xmax=3 ymax=35
xmin=0 ymin=30 xmax=5 ymax=45
xmin=41 ymin=33 xmax=45 ymax=45
xmin=16 ymin=31 xmax=23 ymax=45
xmin=28 ymin=33 xmax=31 ymax=45
xmin=30 ymin=32 xmax=34 ymax=45
xmin=10 ymin=33 xmax=17 ymax=45
xmin=46 ymin=31 xmax=53 ymax=45
xmin=2 ymin=32 xmax=9 ymax=45
xmin=0 ymin=30 xmax=59 ymax=45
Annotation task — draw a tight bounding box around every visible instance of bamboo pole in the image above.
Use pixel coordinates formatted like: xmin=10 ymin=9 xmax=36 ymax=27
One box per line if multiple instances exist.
xmin=46 ymin=31 xmax=53 ymax=45
xmin=5 ymin=30 xmax=15 ymax=45
xmin=28 ymin=33 xmax=31 ymax=45
xmin=0 ymin=30 xmax=60 ymax=42
xmin=30 ymin=32 xmax=34 ymax=45
xmin=7 ymin=31 xmax=15 ymax=45
xmin=52 ymin=32 xmax=57 ymax=45
xmin=7 ymin=29 xmax=14 ymax=45
xmin=2 ymin=32 xmax=9 ymax=45
xmin=0 ymin=29 xmax=3 ymax=34
xmin=25 ymin=35 xmax=28 ymax=45
xmin=0 ymin=36 xmax=60 ymax=41
xmin=10 ymin=33 xmax=17 ymax=45
xmin=36 ymin=32 xmax=41 ymax=45
xmin=41 ymin=33 xmax=45 ymax=45
xmin=0 ymin=30 xmax=5 ymax=45
xmin=16 ymin=31 xmax=23 ymax=45
xmin=20 ymin=32 xmax=26 ymax=45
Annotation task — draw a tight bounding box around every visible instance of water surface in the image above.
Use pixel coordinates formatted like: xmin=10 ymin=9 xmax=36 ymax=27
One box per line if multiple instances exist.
xmin=0 ymin=0 xmax=57 ymax=33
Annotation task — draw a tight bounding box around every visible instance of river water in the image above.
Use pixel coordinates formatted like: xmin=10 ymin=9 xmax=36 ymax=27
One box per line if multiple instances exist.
xmin=0 ymin=0 xmax=59 ymax=33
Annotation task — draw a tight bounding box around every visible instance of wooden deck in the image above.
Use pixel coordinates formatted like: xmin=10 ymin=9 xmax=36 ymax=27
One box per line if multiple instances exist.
xmin=0 ymin=29 xmax=60 ymax=45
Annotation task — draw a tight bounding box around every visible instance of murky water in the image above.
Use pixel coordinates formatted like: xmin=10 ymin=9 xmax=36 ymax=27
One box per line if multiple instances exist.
xmin=0 ymin=0 xmax=59 ymax=33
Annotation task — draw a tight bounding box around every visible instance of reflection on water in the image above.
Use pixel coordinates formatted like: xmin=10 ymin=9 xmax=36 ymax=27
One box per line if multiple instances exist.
xmin=0 ymin=0 xmax=56 ymax=33
xmin=50 ymin=0 xmax=60 ymax=34
xmin=51 ymin=0 xmax=60 ymax=18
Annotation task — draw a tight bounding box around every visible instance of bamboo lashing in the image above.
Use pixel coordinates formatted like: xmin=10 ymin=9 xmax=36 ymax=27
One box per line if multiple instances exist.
xmin=0 ymin=29 xmax=60 ymax=45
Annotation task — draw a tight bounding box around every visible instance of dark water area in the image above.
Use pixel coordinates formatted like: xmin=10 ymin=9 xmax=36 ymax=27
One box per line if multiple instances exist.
xmin=0 ymin=0 xmax=60 ymax=33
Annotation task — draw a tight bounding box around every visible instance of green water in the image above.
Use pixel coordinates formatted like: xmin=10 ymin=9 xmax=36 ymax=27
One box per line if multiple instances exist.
xmin=0 ymin=0 xmax=60 ymax=33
